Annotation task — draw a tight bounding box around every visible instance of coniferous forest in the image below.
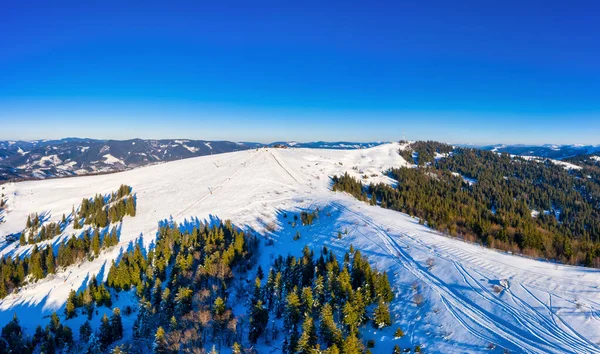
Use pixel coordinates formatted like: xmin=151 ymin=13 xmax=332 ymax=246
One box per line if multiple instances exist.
xmin=333 ymin=142 xmax=600 ymax=267
xmin=0 ymin=202 xmax=408 ymax=354
xmin=0 ymin=185 xmax=135 ymax=300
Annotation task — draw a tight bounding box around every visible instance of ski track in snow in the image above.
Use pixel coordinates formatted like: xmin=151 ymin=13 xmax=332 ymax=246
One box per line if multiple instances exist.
xmin=1 ymin=143 xmax=599 ymax=353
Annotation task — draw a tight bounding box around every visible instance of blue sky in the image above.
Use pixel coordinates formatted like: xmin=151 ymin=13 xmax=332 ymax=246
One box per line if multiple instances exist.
xmin=1 ymin=0 xmax=599 ymax=144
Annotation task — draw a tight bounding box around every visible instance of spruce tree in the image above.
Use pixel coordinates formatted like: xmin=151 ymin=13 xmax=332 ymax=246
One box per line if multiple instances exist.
xmin=249 ymin=300 xmax=268 ymax=344
xmin=342 ymin=331 xmax=363 ymax=354
xmin=110 ymin=308 xmax=123 ymax=342
xmin=86 ymin=333 xmax=102 ymax=354
xmin=285 ymin=291 xmax=301 ymax=329
xmin=319 ymin=303 xmax=341 ymax=347
xmin=79 ymin=321 xmax=92 ymax=344
xmin=373 ymin=299 xmax=391 ymax=328
xmin=65 ymin=290 xmax=77 ymax=319
xmin=153 ymin=326 xmax=168 ymax=354
xmin=99 ymin=313 xmax=112 ymax=347
xmin=92 ymin=229 xmax=101 ymax=257
xmin=296 ymin=315 xmax=317 ymax=353
xmin=46 ymin=248 xmax=55 ymax=274
xmin=232 ymin=342 xmax=242 ymax=354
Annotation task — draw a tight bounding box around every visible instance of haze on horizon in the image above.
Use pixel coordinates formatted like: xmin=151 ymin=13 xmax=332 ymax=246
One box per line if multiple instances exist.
xmin=1 ymin=0 xmax=599 ymax=145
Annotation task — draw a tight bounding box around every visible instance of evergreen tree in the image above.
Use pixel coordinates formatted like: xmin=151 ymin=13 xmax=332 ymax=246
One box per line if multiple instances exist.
xmin=1 ymin=314 xmax=26 ymax=352
xmin=99 ymin=313 xmax=112 ymax=347
xmin=373 ymin=299 xmax=391 ymax=328
xmin=79 ymin=320 xmax=92 ymax=344
xmin=92 ymin=228 xmax=101 ymax=257
xmin=319 ymin=303 xmax=341 ymax=347
xmin=153 ymin=326 xmax=168 ymax=354
xmin=342 ymin=331 xmax=363 ymax=354
xmin=296 ymin=315 xmax=317 ymax=353
xmin=65 ymin=289 xmax=77 ymax=319
xmin=86 ymin=333 xmax=102 ymax=354
xmin=249 ymin=300 xmax=268 ymax=344
xmin=257 ymin=265 xmax=264 ymax=280
xmin=285 ymin=291 xmax=302 ymax=329
xmin=46 ymin=247 xmax=55 ymax=274
xmin=110 ymin=307 xmax=124 ymax=342
xmin=232 ymin=342 xmax=242 ymax=354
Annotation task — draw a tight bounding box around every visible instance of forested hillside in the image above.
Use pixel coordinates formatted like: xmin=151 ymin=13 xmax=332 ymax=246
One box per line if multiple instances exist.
xmin=334 ymin=142 xmax=600 ymax=266
xmin=0 ymin=211 xmax=409 ymax=354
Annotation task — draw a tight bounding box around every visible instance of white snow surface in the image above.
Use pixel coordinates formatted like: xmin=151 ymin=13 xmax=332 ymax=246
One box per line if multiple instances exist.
xmin=102 ymin=154 xmax=124 ymax=165
xmin=451 ymin=172 xmax=477 ymax=186
xmin=1 ymin=143 xmax=600 ymax=353
xmin=591 ymin=156 xmax=600 ymax=162
xmin=37 ymin=154 xmax=63 ymax=166
xmin=518 ymin=155 xmax=583 ymax=170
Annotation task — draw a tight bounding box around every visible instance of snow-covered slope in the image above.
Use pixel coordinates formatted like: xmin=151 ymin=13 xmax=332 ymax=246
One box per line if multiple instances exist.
xmin=1 ymin=143 xmax=599 ymax=353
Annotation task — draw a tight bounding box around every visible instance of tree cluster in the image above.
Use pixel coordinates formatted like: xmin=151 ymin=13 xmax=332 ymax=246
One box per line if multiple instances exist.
xmin=0 ymin=224 xmax=120 ymax=300
xmin=399 ymin=141 xmax=453 ymax=166
xmin=76 ymin=185 xmax=135 ymax=229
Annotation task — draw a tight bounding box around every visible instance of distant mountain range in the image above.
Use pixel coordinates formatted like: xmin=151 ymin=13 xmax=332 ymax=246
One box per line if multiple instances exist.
xmin=0 ymin=139 xmax=385 ymax=181
xmin=468 ymin=144 xmax=600 ymax=160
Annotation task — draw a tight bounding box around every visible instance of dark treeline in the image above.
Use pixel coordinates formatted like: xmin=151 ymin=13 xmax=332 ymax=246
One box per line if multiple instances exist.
xmin=0 ymin=307 xmax=124 ymax=353
xmin=333 ymin=142 xmax=600 ymax=267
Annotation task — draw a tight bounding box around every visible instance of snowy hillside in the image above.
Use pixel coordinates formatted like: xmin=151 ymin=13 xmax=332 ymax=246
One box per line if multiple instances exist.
xmin=1 ymin=143 xmax=600 ymax=353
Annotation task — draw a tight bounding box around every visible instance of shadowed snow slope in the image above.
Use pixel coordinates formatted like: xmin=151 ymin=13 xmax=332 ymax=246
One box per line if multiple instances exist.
xmin=1 ymin=143 xmax=600 ymax=353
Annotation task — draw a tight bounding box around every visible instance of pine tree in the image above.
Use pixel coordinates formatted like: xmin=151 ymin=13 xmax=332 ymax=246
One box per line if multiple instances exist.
xmin=342 ymin=331 xmax=363 ymax=354
xmin=285 ymin=291 xmax=301 ymax=329
xmin=249 ymin=300 xmax=268 ymax=344
xmin=86 ymin=333 xmax=102 ymax=354
xmin=174 ymin=287 xmax=193 ymax=316
xmin=301 ymin=286 xmax=314 ymax=315
xmin=92 ymin=228 xmax=101 ymax=257
xmin=296 ymin=315 xmax=317 ymax=353
xmin=257 ymin=265 xmax=264 ymax=280
xmin=319 ymin=303 xmax=341 ymax=347
xmin=99 ymin=313 xmax=112 ymax=347
xmin=153 ymin=326 xmax=168 ymax=354
xmin=19 ymin=233 xmax=26 ymax=246
xmin=30 ymin=251 xmax=45 ymax=280
xmin=232 ymin=342 xmax=242 ymax=354
xmin=65 ymin=290 xmax=77 ymax=319
xmin=126 ymin=196 xmax=136 ymax=216
xmin=1 ymin=314 xmax=25 ymax=352
xmin=46 ymin=248 xmax=55 ymax=274
xmin=79 ymin=321 xmax=92 ymax=343
xmin=373 ymin=299 xmax=391 ymax=328
xmin=110 ymin=308 xmax=123 ymax=342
